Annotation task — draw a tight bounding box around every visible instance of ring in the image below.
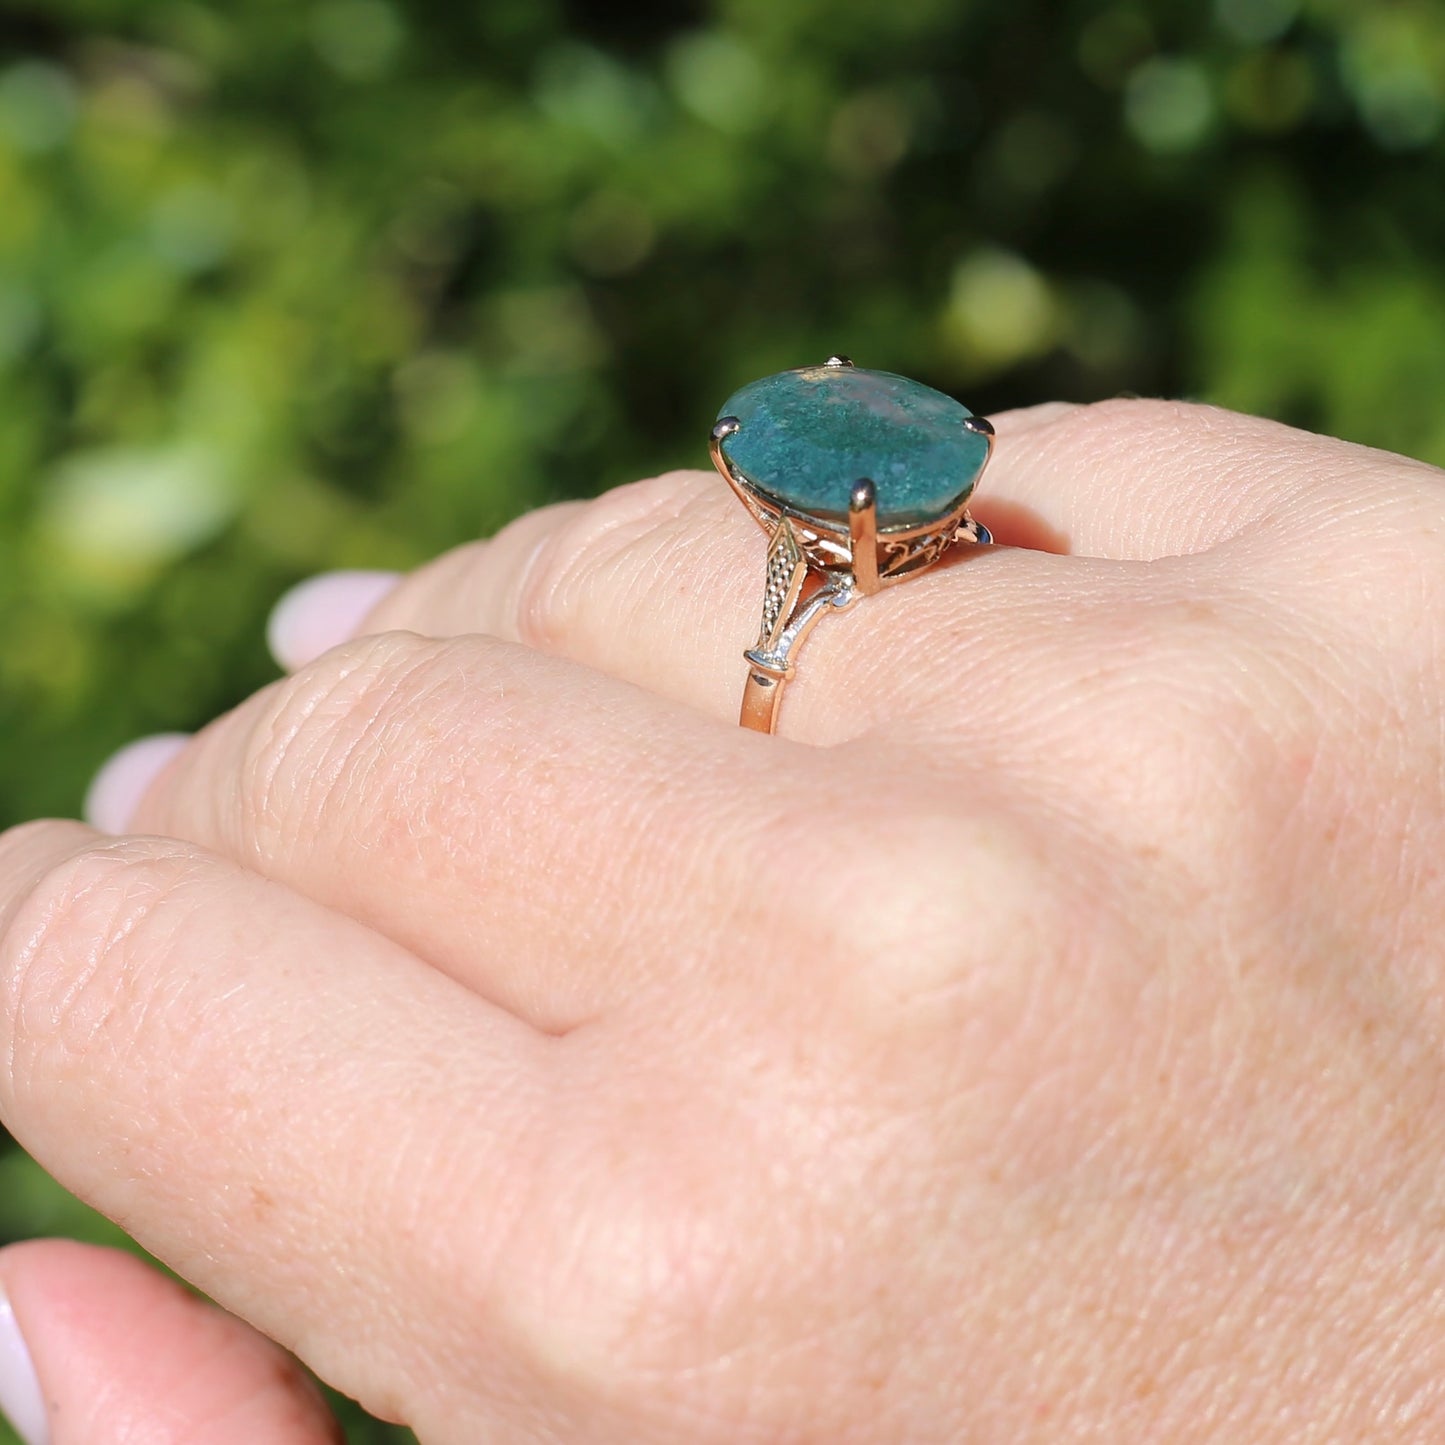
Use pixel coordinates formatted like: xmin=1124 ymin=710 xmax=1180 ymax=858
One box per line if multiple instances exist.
xmin=710 ymin=356 xmax=996 ymax=734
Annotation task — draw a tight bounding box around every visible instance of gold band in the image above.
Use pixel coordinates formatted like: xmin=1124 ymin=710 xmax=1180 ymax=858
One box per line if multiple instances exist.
xmin=735 ymin=511 xmax=989 ymax=735
xmin=737 ymin=518 xmax=858 ymax=732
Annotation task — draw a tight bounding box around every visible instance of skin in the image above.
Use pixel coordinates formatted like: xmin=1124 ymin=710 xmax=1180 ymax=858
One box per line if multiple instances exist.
xmin=0 ymin=398 xmax=1442 ymax=1441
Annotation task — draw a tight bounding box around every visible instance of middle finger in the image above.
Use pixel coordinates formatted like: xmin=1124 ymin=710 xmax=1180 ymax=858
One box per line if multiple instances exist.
xmin=128 ymin=627 xmax=832 ymax=1032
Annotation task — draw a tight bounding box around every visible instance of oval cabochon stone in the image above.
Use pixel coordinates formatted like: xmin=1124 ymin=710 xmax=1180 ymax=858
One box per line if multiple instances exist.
xmin=718 ymin=366 xmax=989 ymax=528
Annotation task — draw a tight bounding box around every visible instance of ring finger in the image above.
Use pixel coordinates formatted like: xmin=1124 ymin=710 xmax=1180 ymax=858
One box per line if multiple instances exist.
xmin=269 ymin=399 xmax=1383 ymax=739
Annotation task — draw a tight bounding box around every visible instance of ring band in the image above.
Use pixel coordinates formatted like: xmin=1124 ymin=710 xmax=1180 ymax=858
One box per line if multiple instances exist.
xmin=710 ymin=356 xmax=996 ymax=734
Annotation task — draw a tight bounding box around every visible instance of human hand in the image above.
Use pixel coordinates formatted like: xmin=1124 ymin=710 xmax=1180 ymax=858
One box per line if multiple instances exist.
xmin=1 ymin=399 xmax=1442 ymax=1442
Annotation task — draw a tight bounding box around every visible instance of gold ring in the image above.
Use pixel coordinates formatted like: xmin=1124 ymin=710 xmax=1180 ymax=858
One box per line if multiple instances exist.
xmin=710 ymin=356 xmax=996 ymax=734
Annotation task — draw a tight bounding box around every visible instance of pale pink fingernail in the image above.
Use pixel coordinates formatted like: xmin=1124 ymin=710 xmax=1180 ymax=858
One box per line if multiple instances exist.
xmin=83 ymin=733 xmax=190 ymax=835
xmin=0 ymin=1287 xmax=48 ymax=1445
xmin=265 ymin=569 xmax=401 ymax=672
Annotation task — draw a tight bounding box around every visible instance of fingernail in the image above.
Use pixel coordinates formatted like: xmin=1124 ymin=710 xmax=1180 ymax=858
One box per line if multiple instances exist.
xmin=266 ymin=569 xmax=400 ymax=672
xmin=83 ymin=733 xmax=190 ymax=834
xmin=0 ymin=1287 xmax=48 ymax=1445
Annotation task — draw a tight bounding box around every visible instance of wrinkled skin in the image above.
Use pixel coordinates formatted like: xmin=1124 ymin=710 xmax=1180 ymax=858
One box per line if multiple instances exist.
xmin=1 ymin=399 xmax=1443 ymax=1442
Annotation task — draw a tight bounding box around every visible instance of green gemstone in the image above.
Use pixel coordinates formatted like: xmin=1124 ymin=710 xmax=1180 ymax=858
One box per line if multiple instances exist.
xmin=717 ymin=365 xmax=988 ymax=529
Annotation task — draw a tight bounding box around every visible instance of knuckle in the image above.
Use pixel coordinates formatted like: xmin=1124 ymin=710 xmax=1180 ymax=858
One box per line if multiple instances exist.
xmin=795 ymin=803 xmax=1062 ymax=1043
xmin=1251 ymin=460 xmax=1445 ymax=714
xmin=510 ymin=1099 xmax=761 ymax=1406
xmin=515 ymin=470 xmax=714 ymax=652
xmin=1052 ymin=396 xmax=1224 ymax=457
xmin=1334 ymin=464 xmax=1445 ymax=636
xmin=237 ymin=630 xmax=443 ymax=861
xmin=1068 ymin=597 xmax=1278 ymax=813
xmin=513 ymin=519 xmax=584 ymax=653
xmin=1053 ymin=596 xmax=1340 ymax=907
xmin=1040 ymin=398 xmax=1276 ymax=515
xmin=0 ymin=835 xmax=203 ymax=1097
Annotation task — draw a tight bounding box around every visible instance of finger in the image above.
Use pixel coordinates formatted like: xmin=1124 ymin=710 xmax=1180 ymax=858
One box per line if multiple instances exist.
xmin=260 ymin=466 xmax=1071 ymax=728
xmin=0 ymin=1240 xmax=339 ymax=1445
xmin=977 ymin=396 xmax=1437 ymax=560
xmin=281 ymin=399 xmax=1434 ymax=725
xmin=358 ymin=469 xmax=751 ymax=715
xmin=0 ymin=819 xmax=552 ymax=1430
xmin=978 ymin=398 xmax=1079 ymax=441
xmin=121 ymin=629 xmax=812 ymax=1029
xmin=257 ymin=405 xmax=1069 ymax=677
xmin=312 ymin=460 xmax=1051 ymax=731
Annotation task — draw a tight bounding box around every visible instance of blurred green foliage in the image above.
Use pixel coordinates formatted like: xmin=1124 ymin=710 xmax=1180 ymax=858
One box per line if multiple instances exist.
xmin=1 ymin=0 xmax=1444 ymax=1437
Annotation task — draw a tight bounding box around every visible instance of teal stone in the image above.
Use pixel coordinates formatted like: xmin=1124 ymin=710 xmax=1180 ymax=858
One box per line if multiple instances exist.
xmin=718 ymin=365 xmax=988 ymax=529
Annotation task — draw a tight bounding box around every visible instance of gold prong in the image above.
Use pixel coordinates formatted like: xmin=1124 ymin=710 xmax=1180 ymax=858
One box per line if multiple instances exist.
xmin=849 ymin=478 xmax=881 ymax=596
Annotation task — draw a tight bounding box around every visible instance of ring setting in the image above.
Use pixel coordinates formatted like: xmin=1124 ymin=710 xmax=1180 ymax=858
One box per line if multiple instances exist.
xmin=710 ymin=356 xmax=996 ymax=733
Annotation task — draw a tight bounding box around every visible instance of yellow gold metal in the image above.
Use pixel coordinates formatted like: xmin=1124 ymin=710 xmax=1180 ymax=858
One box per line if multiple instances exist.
xmin=849 ymin=479 xmax=881 ymax=597
xmin=739 ymin=669 xmax=783 ymax=733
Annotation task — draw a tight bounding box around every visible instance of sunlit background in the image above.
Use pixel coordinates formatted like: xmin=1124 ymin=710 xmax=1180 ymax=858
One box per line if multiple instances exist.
xmin=2 ymin=0 xmax=1444 ymax=1438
